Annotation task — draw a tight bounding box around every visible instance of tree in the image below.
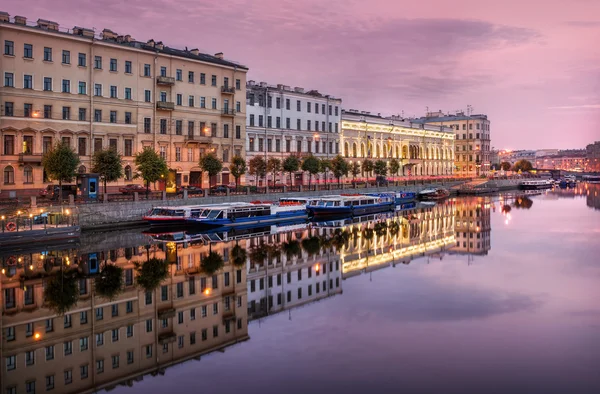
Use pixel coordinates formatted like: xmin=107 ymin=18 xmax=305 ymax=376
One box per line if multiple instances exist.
xmin=42 ymin=142 xmax=80 ymax=198
xmin=134 ymin=258 xmax=169 ymax=292
xmin=500 ymin=161 xmax=512 ymax=171
xmin=282 ymin=239 xmax=302 ymax=259
xmin=248 ymin=156 xmax=267 ymax=186
xmin=94 ymin=264 xmax=124 ymax=300
xmin=43 ymin=269 xmax=79 ymax=315
xmin=512 ymin=159 xmax=533 ymax=173
xmin=92 ymin=149 xmax=123 ymax=194
xmin=199 ymin=153 xmax=223 ymax=187
xmin=201 ymin=251 xmax=224 ymax=275
xmin=319 ymin=159 xmax=332 ymax=184
xmin=282 ymin=156 xmax=300 ymax=186
xmin=267 ymin=157 xmax=282 ymax=186
xmin=389 ymin=158 xmax=400 ymax=179
xmin=230 ymin=156 xmax=246 ymax=188
xmin=362 ymin=159 xmax=374 ymax=179
xmin=350 ymin=162 xmax=361 ymax=182
xmin=301 ymin=236 xmax=321 ymax=256
xmin=231 ymin=244 xmax=247 ymax=267
xmin=330 ymin=155 xmax=349 ymax=186
xmin=374 ymin=160 xmax=388 ymax=177
xmin=134 ymin=147 xmax=168 ymax=195
xmin=301 ymin=155 xmax=320 ymax=188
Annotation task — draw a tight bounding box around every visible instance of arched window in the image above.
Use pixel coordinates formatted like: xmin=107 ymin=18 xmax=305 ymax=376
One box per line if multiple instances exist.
xmin=124 ymin=165 xmax=132 ymax=181
xmin=3 ymin=166 xmax=14 ymax=184
xmin=78 ymin=165 xmax=86 ymax=174
xmin=23 ymin=165 xmax=33 ymax=184
xmin=403 ymin=146 xmax=408 ymax=159
xmin=344 ymin=142 xmax=350 ymax=158
xmin=352 ymin=143 xmax=357 ymax=158
xmin=376 ymin=145 xmax=380 ymax=158
xmin=361 ymin=144 xmax=365 ymax=158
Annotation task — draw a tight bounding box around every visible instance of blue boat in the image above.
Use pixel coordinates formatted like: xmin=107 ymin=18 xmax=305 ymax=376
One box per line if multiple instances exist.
xmin=307 ymin=194 xmax=395 ymax=217
xmin=366 ymin=191 xmax=416 ymax=205
xmin=185 ymin=202 xmax=308 ymax=230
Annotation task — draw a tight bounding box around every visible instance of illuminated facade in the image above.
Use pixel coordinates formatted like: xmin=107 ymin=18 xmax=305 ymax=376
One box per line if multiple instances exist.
xmin=451 ymin=197 xmax=492 ymax=256
xmin=341 ymin=110 xmax=455 ymax=177
xmin=413 ymin=111 xmax=491 ymax=176
xmin=534 ymin=154 xmax=587 ymax=171
xmin=0 ymin=236 xmax=248 ymax=394
xmin=245 ymin=81 xmax=342 ymax=185
xmin=586 ymin=141 xmax=600 ymax=172
xmin=0 ymin=13 xmax=247 ymax=196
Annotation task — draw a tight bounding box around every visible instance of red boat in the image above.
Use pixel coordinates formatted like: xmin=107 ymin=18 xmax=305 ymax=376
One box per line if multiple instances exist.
xmin=417 ymin=188 xmax=450 ymax=201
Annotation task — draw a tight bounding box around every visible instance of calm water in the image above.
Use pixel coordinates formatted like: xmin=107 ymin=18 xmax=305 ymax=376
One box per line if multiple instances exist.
xmin=2 ymin=185 xmax=599 ymax=394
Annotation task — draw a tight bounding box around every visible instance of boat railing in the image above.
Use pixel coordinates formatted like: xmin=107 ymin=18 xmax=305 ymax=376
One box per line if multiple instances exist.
xmin=0 ymin=206 xmax=79 ymax=235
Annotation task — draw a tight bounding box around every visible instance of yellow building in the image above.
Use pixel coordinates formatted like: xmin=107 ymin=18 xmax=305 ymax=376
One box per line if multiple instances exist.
xmin=0 ymin=13 xmax=247 ymax=196
xmin=341 ymin=110 xmax=455 ymax=177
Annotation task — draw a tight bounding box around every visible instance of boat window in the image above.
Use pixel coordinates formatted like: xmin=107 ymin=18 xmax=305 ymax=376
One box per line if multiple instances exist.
xmin=207 ymin=210 xmax=221 ymax=219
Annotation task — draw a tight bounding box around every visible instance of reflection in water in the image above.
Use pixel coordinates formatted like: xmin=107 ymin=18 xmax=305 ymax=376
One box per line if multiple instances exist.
xmin=4 ymin=189 xmax=596 ymax=393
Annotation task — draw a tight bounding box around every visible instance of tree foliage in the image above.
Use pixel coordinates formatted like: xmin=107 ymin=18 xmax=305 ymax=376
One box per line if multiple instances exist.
xmin=230 ymin=156 xmax=246 ymax=187
xmin=512 ymin=159 xmax=533 ymax=173
xmin=330 ymin=155 xmax=350 ymax=186
xmin=301 ymin=236 xmax=321 ymax=256
xmin=95 ymin=264 xmax=124 ymax=300
xmin=248 ymin=156 xmax=267 ymax=185
xmin=199 ymin=153 xmax=223 ymax=185
xmin=201 ymin=251 xmax=225 ymax=275
xmin=42 ymin=142 xmax=80 ymax=190
xmin=500 ymin=161 xmax=512 ymax=171
xmin=267 ymin=157 xmax=282 ymax=185
xmin=282 ymin=240 xmax=302 ymax=259
xmin=301 ymin=155 xmax=321 ymax=187
xmin=134 ymin=258 xmax=169 ymax=292
xmin=231 ymin=244 xmax=247 ymax=267
xmin=389 ymin=158 xmax=400 ymax=177
xmin=282 ymin=156 xmax=301 ymax=185
xmin=350 ymin=162 xmax=361 ymax=181
xmin=249 ymin=242 xmax=268 ymax=265
xmin=134 ymin=147 xmax=169 ymax=194
xmin=374 ymin=160 xmax=388 ymax=177
xmin=43 ymin=269 xmax=79 ymax=315
xmin=362 ymin=159 xmax=374 ymax=177
xmin=92 ymin=149 xmax=124 ymax=193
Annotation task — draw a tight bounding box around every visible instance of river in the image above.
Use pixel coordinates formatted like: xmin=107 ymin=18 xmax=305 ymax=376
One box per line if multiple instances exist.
xmin=1 ymin=185 xmax=599 ymax=394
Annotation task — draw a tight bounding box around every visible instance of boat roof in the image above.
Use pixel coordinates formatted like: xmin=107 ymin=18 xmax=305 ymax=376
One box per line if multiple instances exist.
xmin=315 ymin=194 xmax=380 ymax=201
xmin=150 ymin=204 xmax=214 ymax=210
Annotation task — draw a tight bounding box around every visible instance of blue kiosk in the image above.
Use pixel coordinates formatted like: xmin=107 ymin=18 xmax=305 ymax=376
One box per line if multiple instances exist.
xmin=76 ymin=173 xmax=100 ymax=200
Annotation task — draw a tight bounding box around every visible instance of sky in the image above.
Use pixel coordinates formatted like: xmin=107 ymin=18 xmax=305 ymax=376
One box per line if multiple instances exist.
xmin=4 ymin=0 xmax=600 ymax=150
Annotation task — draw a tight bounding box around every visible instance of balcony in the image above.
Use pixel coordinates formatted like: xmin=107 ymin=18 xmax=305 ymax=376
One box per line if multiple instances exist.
xmin=184 ymin=134 xmax=212 ymax=143
xmin=157 ymin=307 xmax=176 ymax=320
xmin=221 ymin=86 xmax=235 ymax=94
xmin=18 ymin=153 xmax=43 ymax=164
xmin=156 ymin=101 xmax=175 ymax=111
xmin=158 ymin=332 xmax=176 ymax=345
xmin=157 ymin=76 xmax=175 ymax=86
xmin=221 ymin=109 xmax=236 ymax=117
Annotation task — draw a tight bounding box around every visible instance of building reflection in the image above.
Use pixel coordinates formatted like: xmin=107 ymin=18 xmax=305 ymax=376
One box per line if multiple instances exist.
xmin=1 ymin=197 xmax=499 ymax=393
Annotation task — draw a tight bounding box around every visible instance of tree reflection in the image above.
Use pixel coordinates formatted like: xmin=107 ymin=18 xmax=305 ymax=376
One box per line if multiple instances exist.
xmin=231 ymin=244 xmax=247 ymax=267
xmin=301 ymin=236 xmax=321 ymax=256
xmin=43 ymin=269 xmax=79 ymax=315
xmin=95 ymin=263 xmax=124 ymax=301
xmin=201 ymin=251 xmax=225 ymax=275
xmin=514 ymin=196 xmax=533 ymax=209
xmin=134 ymin=258 xmax=169 ymax=292
xmin=282 ymin=239 xmax=302 ymax=259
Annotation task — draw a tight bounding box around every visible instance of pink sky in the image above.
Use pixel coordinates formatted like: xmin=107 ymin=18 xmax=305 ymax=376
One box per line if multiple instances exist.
xmin=4 ymin=0 xmax=599 ymax=150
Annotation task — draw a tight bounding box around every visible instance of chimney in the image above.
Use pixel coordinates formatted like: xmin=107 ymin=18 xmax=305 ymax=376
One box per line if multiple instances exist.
xmin=123 ymin=34 xmax=133 ymax=43
xmin=214 ymin=52 xmax=224 ymax=59
xmin=277 ymin=84 xmax=284 ymax=90
xmin=146 ymin=39 xmax=155 ymax=48
xmin=14 ymin=15 xmax=27 ymax=25
xmin=102 ymin=28 xmax=118 ymax=40
xmin=155 ymin=41 xmax=164 ymax=50
xmin=283 ymin=85 xmax=291 ymax=91
xmin=37 ymin=19 xmax=59 ymax=31
xmin=248 ymin=80 xmax=255 ymax=86
xmin=189 ymin=48 xmax=199 ymax=55
xmin=259 ymin=82 xmax=267 ymax=87
xmin=73 ymin=26 xmax=94 ymax=38
xmin=294 ymin=87 xmax=304 ymax=93
xmin=0 ymin=11 xmax=9 ymax=23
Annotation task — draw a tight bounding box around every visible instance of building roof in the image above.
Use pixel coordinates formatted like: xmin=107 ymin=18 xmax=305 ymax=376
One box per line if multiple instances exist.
xmin=246 ymin=81 xmax=341 ymax=101
xmin=0 ymin=13 xmax=247 ymax=70
xmin=412 ymin=114 xmax=488 ymax=123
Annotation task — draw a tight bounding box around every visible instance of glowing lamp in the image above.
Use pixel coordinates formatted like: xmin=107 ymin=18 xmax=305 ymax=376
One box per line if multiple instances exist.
xmin=315 ymin=264 xmax=320 ymax=272
xmin=204 ymin=288 xmax=211 ymax=295
xmin=34 ymin=333 xmax=41 ymax=340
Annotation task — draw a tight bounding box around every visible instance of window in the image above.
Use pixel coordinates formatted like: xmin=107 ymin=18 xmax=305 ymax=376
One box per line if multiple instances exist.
xmin=125 ymin=111 xmax=132 ymax=124
xmin=144 ymin=118 xmax=151 ymax=133
xmin=78 ymin=108 xmax=86 ymax=121
xmin=213 ymin=325 xmax=219 ymax=338
xmin=200 ymin=73 xmax=206 ymax=84
xmin=24 ymin=350 xmax=35 ymax=366
xmin=146 ymin=345 xmax=153 ymax=358
xmin=249 ymin=114 xmax=255 ymax=127
xmin=110 ymin=85 xmax=117 ymax=98
xmin=112 ymin=355 xmax=119 ymax=369
xmin=4 ymin=72 xmax=13 ymax=87
xmin=335 ymin=106 xmax=339 ymax=116
xmin=213 ymin=302 xmax=219 ymax=315
xmin=127 ymin=350 xmax=134 ymax=364
xmin=125 ymin=60 xmax=132 ymax=73
xmin=109 ymin=58 xmax=117 ymax=71
xmin=146 ymin=319 xmax=153 ymax=332
xmin=145 ymin=90 xmax=151 ymax=102
xmin=78 ymin=52 xmax=86 ymax=67
xmin=94 ymin=84 xmax=102 ymax=96
xmin=61 ymin=106 xmax=70 ymax=120
xmin=96 ymin=359 xmax=104 ymax=374
xmin=46 ymin=375 xmax=55 ymax=391
xmin=188 ymin=71 xmax=194 ymax=83
xmin=76 ymin=81 xmax=86 ymax=95
xmin=23 ymin=43 xmax=33 ymax=58
xmin=307 ymin=102 xmax=311 ymax=113
xmin=96 ymin=307 xmax=103 ymax=321
xmin=211 ymin=75 xmax=217 ymax=86
xmin=4 ymin=40 xmax=14 ymax=56
xmin=43 ymin=77 xmax=52 ymax=91
xmin=25 ymin=381 xmax=35 ymax=394
xmin=202 ymin=328 xmax=208 ymax=341
xmin=201 ymin=305 xmax=207 ymax=318
xmin=44 ymin=105 xmax=52 ymax=119
xmin=96 ymin=332 xmax=104 ymax=346
xmin=94 ymin=56 xmax=102 ymax=69
xmin=176 ymin=69 xmax=182 ymax=81
xmin=236 ymin=101 xmax=241 ymax=112
xmin=160 ymin=119 xmax=167 ymax=134
xmin=110 ymin=111 xmax=117 ymax=123
xmin=235 ymin=125 xmax=241 ymax=139
xmin=259 ymin=115 xmax=263 ymax=127
xmin=127 ymin=324 xmax=134 ymax=337
xmin=64 ymin=370 xmax=72 ymax=385
xmin=224 ymin=124 xmax=229 ymax=138
xmin=94 ymin=109 xmax=102 ymax=122
xmin=112 ymin=328 xmax=119 ymax=342
xmin=286 ymin=98 xmax=290 ymax=110
xmin=60 ymin=49 xmax=70 ymax=64
xmin=64 ymin=314 xmax=72 ymax=328
xmin=80 ymin=364 xmax=89 ymax=379
xmin=46 ymin=318 xmax=54 ymax=332
xmin=80 ymin=309 xmax=88 ymax=324
xmin=211 ymin=98 xmax=217 ymax=109
xmin=236 ymin=79 xmax=241 ymax=90
xmin=189 ymin=95 xmax=194 ymax=107
xmin=64 ymin=341 xmax=72 ymax=355
xmin=23 ymin=74 xmax=32 ymax=89
xmin=144 ymin=63 xmax=151 ymax=77
xmin=125 ymin=140 xmax=133 ymax=156
xmin=46 ymin=345 xmax=55 ymax=360
xmin=297 ymin=119 xmax=301 ymax=130
xmin=286 ymin=118 xmax=291 ymax=129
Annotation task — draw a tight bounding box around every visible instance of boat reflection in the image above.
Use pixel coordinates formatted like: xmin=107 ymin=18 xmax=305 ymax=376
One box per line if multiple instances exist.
xmin=2 ymin=196 xmax=503 ymax=393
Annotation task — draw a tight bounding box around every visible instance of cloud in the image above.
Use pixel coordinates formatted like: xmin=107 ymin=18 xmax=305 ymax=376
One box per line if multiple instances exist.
xmin=564 ymin=20 xmax=600 ymax=27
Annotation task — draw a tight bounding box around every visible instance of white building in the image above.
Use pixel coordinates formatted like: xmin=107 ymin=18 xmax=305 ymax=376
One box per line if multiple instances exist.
xmin=245 ymin=81 xmax=342 ymax=185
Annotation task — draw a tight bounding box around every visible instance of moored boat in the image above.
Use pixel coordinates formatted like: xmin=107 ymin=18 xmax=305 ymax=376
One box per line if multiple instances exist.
xmin=185 ymin=202 xmax=308 ymax=229
xmin=143 ymin=204 xmax=210 ymax=226
xmin=418 ymin=188 xmax=450 ymax=201
xmin=393 ymin=191 xmax=417 ymax=204
xmin=582 ymin=175 xmax=600 ymax=184
xmin=307 ymin=194 xmax=395 ymax=217
xmin=519 ymin=179 xmax=554 ymax=190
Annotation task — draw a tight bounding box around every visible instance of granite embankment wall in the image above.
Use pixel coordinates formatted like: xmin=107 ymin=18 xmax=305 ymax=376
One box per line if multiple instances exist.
xmin=484 ymin=179 xmax=523 ymax=190
xmin=76 ymin=181 xmax=466 ymax=230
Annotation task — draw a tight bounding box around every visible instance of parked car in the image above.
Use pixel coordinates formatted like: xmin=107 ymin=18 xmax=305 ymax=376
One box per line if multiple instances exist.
xmin=176 ymin=186 xmax=204 ymax=196
xmin=39 ymin=185 xmax=77 ymax=200
xmin=119 ymin=184 xmax=146 ymax=194
xmin=39 ymin=185 xmax=59 ymax=198
xmin=209 ymin=184 xmax=233 ymax=194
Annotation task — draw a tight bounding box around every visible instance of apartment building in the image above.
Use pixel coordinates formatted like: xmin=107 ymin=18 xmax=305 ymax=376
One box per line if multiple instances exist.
xmin=1 ymin=233 xmax=248 ymax=394
xmin=450 ymin=196 xmax=492 ymax=257
xmin=586 ymin=141 xmax=600 ymax=172
xmin=341 ymin=110 xmax=455 ymax=177
xmin=413 ymin=111 xmax=491 ymax=176
xmin=245 ymin=81 xmax=342 ymax=185
xmin=0 ymin=13 xmax=247 ymax=196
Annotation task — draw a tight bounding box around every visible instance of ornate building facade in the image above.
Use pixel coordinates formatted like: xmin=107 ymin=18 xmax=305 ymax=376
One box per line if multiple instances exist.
xmin=0 ymin=13 xmax=247 ymax=196
xmin=340 ymin=110 xmax=455 ymax=177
